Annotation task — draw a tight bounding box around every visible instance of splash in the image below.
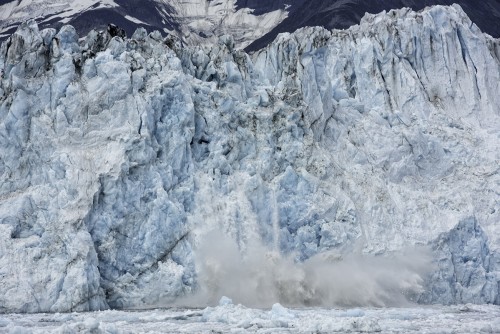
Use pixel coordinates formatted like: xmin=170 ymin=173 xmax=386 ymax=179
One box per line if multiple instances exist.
xmin=180 ymin=229 xmax=433 ymax=308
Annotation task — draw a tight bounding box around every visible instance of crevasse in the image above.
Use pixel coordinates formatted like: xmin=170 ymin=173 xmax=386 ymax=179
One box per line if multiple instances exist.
xmin=0 ymin=4 xmax=499 ymax=312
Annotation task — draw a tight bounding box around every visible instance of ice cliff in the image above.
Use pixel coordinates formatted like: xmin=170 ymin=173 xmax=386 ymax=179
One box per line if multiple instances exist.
xmin=0 ymin=4 xmax=499 ymax=312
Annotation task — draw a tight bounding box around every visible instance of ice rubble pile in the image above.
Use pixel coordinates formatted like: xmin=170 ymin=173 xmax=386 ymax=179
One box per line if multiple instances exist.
xmin=2 ymin=302 xmax=500 ymax=333
xmin=0 ymin=4 xmax=499 ymax=312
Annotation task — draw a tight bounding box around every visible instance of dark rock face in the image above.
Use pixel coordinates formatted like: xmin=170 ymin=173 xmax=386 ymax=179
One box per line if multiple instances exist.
xmin=0 ymin=0 xmax=179 ymax=43
xmin=1 ymin=1 xmax=499 ymax=51
xmin=107 ymin=24 xmax=126 ymax=39
xmin=243 ymin=0 xmax=500 ymax=51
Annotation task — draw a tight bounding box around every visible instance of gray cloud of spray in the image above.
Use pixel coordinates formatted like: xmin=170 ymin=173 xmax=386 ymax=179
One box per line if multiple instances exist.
xmin=180 ymin=229 xmax=434 ymax=308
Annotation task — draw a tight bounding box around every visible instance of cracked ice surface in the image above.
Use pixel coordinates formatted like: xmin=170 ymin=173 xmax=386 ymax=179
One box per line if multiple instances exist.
xmin=0 ymin=4 xmax=499 ymax=313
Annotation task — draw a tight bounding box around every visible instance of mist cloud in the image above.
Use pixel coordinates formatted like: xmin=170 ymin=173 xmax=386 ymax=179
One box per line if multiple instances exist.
xmin=179 ymin=229 xmax=433 ymax=308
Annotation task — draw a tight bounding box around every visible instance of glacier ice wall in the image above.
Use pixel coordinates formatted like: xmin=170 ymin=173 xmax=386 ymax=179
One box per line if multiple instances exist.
xmin=0 ymin=4 xmax=499 ymax=312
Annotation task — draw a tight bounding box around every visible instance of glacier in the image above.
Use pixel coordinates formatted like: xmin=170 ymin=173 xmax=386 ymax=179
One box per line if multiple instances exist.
xmin=0 ymin=4 xmax=499 ymax=313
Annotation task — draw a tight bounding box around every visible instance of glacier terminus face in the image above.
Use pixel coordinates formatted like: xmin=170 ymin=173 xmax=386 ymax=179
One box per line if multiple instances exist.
xmin=0 ymin=4 xmax=499 ymax=313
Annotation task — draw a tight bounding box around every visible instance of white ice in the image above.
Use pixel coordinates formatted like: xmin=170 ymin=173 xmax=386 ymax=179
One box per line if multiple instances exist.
xmin=0 ymin=4 xmax=499 ymax=313
xmin=0 ymin=303 xmax=499 ymax=333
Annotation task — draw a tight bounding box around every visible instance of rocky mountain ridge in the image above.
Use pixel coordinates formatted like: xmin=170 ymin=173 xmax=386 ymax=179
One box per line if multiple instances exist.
xmin=0 ymin=0 xmax=500 ymax=51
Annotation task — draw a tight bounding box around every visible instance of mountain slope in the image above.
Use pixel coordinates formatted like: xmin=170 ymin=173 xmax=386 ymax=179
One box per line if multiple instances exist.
xmin=1 ymin=0 xmax=500 ymax=51
xmin=241 ymin=0 xmax=500 ymax=51
xmin=0 ymin=0 xmax=288 ymax=49
xmin=0 ymin=5 xmax=499 ymax=312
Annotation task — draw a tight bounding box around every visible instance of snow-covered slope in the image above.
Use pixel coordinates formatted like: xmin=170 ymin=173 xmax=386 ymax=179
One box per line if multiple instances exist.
xmin=0 ymin=0 xmax=122 ymax=38
xmin=0 ymin=0 xmax=287 ymax=49
xmin=242 ymin=0 xmax=500 ymax=51
xmin=1 ymin=0 xmax=500 ymax=51
xmin=0 ymin=5 xmax=499 ymax=313
xmin=162 ymin=0 xmax=287 ymax=49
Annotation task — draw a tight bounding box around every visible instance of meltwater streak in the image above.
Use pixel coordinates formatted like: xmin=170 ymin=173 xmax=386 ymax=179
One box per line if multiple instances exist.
xmin=183 ymin=229 xmax=433 ymax=308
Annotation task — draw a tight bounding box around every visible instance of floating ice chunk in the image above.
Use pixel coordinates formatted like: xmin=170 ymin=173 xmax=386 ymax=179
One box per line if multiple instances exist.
xmin=270 ymin=303 xmax=295 ymax=319
xmin=219 ymin=296 xmax=233 ymax=306
xmin=340 ymin=309 xmax=366 ymax=317
xmin=316 ymin=317 xmax=382 ymax=333
xmin=0 ymin=317 xmax=10 ymax=327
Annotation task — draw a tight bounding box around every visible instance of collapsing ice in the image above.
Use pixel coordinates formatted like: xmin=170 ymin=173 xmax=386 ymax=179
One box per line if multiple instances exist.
xmin=0 ymin=4 xmax=499 ymax=313
xmin=187 ymin=229 xmax=432 ymax=308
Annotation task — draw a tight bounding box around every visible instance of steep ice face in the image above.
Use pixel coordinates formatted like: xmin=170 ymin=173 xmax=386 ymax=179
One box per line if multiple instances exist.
xmin=252 ymin=4 xmax=500 ymax=253
xmin=420 ymin=217 xmax=499 ymax=305
xmin=0 ymin=5 xmax=499 ymax=312
xmin=0 ymin=22 xmax=196 ymax=311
